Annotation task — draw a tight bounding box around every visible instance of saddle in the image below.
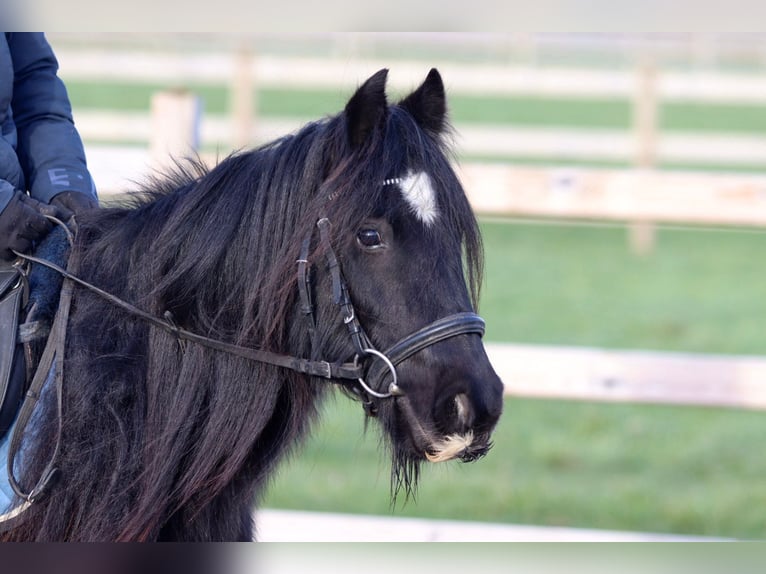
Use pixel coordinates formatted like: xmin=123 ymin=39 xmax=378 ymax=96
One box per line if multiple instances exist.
xmin=0 ymin=228 xmax=68 ymax=441
xmin=0 ymin=261 xmax=26 ymax=439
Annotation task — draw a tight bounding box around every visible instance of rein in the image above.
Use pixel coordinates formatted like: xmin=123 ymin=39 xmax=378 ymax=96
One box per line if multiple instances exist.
xmin=15 ymin=251 xmax=366 ymax=382
xmin=2 ymin=215 xmax=486 ymax=517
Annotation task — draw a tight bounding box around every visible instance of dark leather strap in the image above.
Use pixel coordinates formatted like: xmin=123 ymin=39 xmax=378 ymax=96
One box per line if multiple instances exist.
xmin=15 ymin=251 xmax=365 ymax=383
xmin=7 ymin=271 xmax=73 ymax=504
xmin=317 ymin=218 xmax=370 ymax=355
xmin=296 ymin=235 xmax=315 ymax=330
xmin=0 ymin=265 xmax=25 ymax=438
xmin=364 ymin=312 xmax=486 ymax=391
xmin=0 ymin=266 xmax=21 ymax=296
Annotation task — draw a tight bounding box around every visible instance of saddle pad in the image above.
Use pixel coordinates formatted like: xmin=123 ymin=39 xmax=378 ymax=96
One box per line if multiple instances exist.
xmin=0 ymin=267 xmax=20 ymax=298
xmin=0 ymin=227 xmax=69 ymax=441
xmin=27 ymin=227 xmax=69 ymax=323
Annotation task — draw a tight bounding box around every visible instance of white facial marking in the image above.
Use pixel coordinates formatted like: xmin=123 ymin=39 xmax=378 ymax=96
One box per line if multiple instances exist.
xmin=398 ymin=170 xmax=439 ymax=226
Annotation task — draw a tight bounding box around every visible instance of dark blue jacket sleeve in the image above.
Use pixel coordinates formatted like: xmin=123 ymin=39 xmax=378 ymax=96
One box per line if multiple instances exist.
xmin=7 ymin=33 xmax=97 ymax=204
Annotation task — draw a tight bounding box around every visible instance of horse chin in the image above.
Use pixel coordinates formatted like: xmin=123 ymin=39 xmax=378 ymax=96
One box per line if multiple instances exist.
xmin=380 ymin=393 xmax=494 ymax=501
xmin=394 ymin=396 xmax=492 ymax=464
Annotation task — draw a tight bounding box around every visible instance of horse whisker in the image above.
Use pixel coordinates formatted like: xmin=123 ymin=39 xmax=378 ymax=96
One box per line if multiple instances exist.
xmin=424 ymin=432 xmax=474 ymax=463
xmin=396 ymin=397 xmax=473 ymax=463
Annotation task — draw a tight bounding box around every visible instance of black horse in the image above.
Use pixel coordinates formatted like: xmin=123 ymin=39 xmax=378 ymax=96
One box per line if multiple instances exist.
xmin=0 ymin=68 xmax=504 ymax=541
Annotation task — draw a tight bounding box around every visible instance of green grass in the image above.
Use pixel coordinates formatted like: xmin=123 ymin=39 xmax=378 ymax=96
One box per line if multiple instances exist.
xmin=662 ymin=101 xmax=766 ymax=133
xmin=66 ymin=81 xmax=766 ymax=135
xmin=66 ymin=80 xmax=766 ymax=171
xmin=261 ymin=219 xmax=766 ymax=539
xmin=461 ymin=154 xmax=766 ymax=174
xmin=263 ymin=396 xmax=766 ymax=539
xmin=479 ymin=220 xmax=766 ymax=355
xmin=64 ymin=67 xmax=766 ymax=177
xmin=67 ymin=82 xmax=230 ymax=114
xmin=448 ymin=96 xmax=630 ymax=128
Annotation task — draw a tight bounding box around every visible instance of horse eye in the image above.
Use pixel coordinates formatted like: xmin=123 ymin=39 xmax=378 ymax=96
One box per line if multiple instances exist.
xmin=357 ymin=229 xmax=383 ymax=248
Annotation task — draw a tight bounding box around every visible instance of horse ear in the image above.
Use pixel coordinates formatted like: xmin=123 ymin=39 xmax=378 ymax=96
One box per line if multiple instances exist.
xmin=345 ymin=68 xmax=389 ymax=149
xmin=398 ymin=68 xmax=447 ymax=135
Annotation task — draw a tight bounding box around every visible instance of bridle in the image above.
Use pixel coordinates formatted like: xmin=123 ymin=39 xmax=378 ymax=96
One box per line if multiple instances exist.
xmin=2 ymin=213 xmax=486 ymax=516
xmin=299 ymin=217 xmax=486 ymax=402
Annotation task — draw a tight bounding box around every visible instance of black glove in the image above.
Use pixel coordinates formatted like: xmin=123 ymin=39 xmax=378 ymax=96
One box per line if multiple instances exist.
xmin=50 ymin=190 xmax=98 ymax=222
xmin=0 ymin=190 xmax=60 ymax=261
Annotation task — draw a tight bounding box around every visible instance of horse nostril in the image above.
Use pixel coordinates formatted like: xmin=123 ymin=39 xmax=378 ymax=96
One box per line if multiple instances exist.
xmin=436 ymin=392 xmax=474 ymax=435
xmin=453 ymin=393 xmax=474 ymax=430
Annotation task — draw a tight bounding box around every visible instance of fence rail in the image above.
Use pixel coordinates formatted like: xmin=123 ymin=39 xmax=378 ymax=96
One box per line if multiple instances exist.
xmin=487 ymin=343 xmax=766 ymax=410
xmin=55 ymin=50 xmax=766 ymax=103
xmin=459 ymin=163 xmax=766 ymax=227
xmin=75 ymin=111 xmax=766 ymax=167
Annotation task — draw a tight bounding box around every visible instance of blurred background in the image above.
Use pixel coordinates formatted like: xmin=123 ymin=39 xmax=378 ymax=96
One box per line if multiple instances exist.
xmin=48 ymin=32 xmax=766 ymax=540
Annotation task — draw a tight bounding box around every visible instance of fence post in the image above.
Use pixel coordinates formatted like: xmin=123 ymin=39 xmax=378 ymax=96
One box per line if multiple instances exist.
xmin=231 ymin=43 xmax=255 ymax=149
xmin=149 ymin=89 xmax=201 ymax=171
xmin=630 ymin=60 xmax=659 ymax=255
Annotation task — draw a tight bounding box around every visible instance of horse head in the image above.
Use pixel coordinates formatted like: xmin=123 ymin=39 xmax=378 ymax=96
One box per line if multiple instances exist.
xmin=304 ymin=68 xmax=505 ymax=495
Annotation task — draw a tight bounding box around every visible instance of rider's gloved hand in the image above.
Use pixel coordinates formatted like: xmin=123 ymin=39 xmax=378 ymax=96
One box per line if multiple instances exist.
xmin=0 ymin=190 xmax=60 ymax=261
xmin=50 ymin=190 xmax=98 ymax=222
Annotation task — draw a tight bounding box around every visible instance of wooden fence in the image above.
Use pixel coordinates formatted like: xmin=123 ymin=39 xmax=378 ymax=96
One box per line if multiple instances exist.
xmin=487 ymin=343 xmax=766 ymax=410
xmin=52 ymin=45 xmax=766 ymax=413
xmin=55 ymin=49 xmax=766 ymax=234
xmin=57 ymin=49 xmax=766 ymax=167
